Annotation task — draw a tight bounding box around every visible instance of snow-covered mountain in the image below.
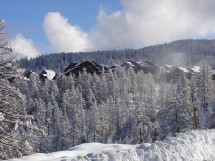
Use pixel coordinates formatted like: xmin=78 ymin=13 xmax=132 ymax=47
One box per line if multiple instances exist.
xmin=6 ymin=129 xmax=215 ymax=161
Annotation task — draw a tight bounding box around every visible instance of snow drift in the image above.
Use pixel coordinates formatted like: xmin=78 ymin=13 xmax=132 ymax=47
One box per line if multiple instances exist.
xmin=6 ymin=129 xmax=215 ymax=161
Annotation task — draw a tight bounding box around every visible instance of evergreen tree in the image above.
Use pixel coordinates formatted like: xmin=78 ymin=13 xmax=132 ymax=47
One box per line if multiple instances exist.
xmin=0 ymin=19 xmax=39 ymax=159
xmin=174 ymin=76 xmax=192 ymax=133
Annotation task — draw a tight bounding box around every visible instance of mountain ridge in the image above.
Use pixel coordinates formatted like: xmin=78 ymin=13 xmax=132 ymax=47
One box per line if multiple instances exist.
xmin=18 ymin=39 xmax=215 ymax=73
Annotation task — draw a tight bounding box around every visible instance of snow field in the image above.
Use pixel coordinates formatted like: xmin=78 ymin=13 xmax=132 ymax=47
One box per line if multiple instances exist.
xmin=6 ymin=129 xmax=215 ymax=161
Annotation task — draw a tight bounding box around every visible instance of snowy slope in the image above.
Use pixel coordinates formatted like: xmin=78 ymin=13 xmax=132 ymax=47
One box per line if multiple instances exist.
xmin=6 ymin=129 xmax=215 ymax=161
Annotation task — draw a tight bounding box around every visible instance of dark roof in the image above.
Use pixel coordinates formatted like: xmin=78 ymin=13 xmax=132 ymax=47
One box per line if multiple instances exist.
xmin=39 ymin=69 xmax=57 ymax=80
xmin=23 ymin=70 xmax=32 ymax=78
xmin=121 ymin=61 xmax=159 ymax=74
xmin=64 ymin=63 xmax=78 ymax=73
xmin=64 ymin=60 xmax=105 ymax=76
xmin=64 ymin=60 xmax=160 ymax=77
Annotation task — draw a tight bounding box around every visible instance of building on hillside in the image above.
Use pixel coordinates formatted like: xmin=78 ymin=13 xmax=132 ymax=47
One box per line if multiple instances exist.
xmin=39 ymin=69 xmax=57 ymax=81
xmin=64 ymin=60 xmax=105 ymax=77
xmin=121 ymin=60 xmax=159 ymax=74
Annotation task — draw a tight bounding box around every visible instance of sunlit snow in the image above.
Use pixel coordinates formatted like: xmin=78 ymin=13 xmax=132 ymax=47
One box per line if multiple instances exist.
xmin=191 ymin=66 xmax=200 ymax=73
xmin=178 ymin=67 xmax=189 ymax=73
xmin=0 ymin=112 xmax=4 ymax=121
xmin=6 ymin=129 xmax=215 ymax=161
xmin=165 ymin=65 xmax=172 ymax=68
xmin=43 ymin=70 xmax=56 ymax=80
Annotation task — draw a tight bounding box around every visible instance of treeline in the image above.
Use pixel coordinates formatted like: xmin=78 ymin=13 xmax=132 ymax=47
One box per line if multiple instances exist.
xmin=9 ymin=66 xmax=215 ymax=155
xmin=18 ymin=39 xmax=215 ymax=73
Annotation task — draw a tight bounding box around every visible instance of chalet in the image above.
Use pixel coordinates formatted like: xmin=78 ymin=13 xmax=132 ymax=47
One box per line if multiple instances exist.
xmin=165 ymin=67 xmax=188 ymax=83
xmin=39 ymin=69 xmax=57 ymax=80
xmin=121 ymin=61 xmax=135 ymax=68
xmin=121 ymin=60 xmax=159 ymax=74
xmin=64 ymin=60 xmax=105 ymax=77
xmin=109 ymin=64 xmax=120 ymax=72
xmin=136 ymin=61 xmax=159 ymax=74
xmin=64 ymin=63 xmax=78 ymax=73
xmin=23 ymin=70 xmax=32 ymax=79
xmin=165 ymin=66 xmax=200 ymax=83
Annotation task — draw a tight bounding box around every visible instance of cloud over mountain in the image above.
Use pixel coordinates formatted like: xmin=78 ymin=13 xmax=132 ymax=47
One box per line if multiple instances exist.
xmin=43 ymin=0 xmax=215 ymax=52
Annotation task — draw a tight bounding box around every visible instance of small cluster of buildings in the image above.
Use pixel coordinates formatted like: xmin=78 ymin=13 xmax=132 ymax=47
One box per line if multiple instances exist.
xmin=20 ymin=60 xmax=214 ymax=83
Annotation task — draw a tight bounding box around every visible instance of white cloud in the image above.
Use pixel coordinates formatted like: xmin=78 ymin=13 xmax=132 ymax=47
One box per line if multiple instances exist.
xmin=44 ymin=12 xmax=91 ymax=52
xmin=43 ymin=0 xmax=215 ymax=52
xmin=10 ymin=34 xmax=40 ymax=59
xmin=90 ymin=0 xmax=215 ymax=49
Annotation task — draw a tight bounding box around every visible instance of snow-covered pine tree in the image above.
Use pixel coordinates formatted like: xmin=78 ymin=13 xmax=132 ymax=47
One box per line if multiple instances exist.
xmin=88 ymin=88 xmax=100 ymax=142
xmin=0 ymin=19 xmax=40 ymax=159
xmin=62 ymin=87 xmax=84 ymax=145
xmin=204 ymin=65 xmax=214 ymax=108
xmin=98 ymin=101 xmax=110 ymax=143
xmin=174 ymin=75 xmax=192 ymax=133
xmin=190 ymin=75 xmax=201 ymax=129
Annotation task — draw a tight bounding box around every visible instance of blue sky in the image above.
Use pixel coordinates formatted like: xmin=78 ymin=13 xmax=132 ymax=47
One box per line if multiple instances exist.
xmin=2 ymin=0 xmax=215 ymax=58
xmin=2 ymin=0 xmax=121 ymax=51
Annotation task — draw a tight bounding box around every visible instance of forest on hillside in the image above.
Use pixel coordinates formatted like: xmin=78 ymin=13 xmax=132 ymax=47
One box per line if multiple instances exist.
xmin=1 ymin=18 xmax=215 ymax=159
xmin=19 ymin=39 xmax=215 ymax=73
xmin=2 ymin=62 xmax=215 ymax=159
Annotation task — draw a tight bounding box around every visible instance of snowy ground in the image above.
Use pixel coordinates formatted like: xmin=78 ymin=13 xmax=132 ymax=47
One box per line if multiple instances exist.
xmin=6 ymin=129 xmax=215 ymax=161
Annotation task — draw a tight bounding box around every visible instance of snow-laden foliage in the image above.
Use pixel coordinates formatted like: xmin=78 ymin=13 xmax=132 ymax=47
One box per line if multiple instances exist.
xmin=2 ymin=19 xmax=215 ymax=160
xmin=0 ymin=20 xmax=42 ymax=160
xmin=18 ymin=39 xmax=215 ymax=73
xmin=6 ymin=129 xmax=215 ymax=161
xmin=8 ymin=64 xmax=215 ymax=156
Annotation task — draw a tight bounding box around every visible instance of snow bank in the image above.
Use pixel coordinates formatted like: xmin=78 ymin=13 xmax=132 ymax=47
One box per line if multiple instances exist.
xmin=6 ymin=129 xmax=215 ymax=161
